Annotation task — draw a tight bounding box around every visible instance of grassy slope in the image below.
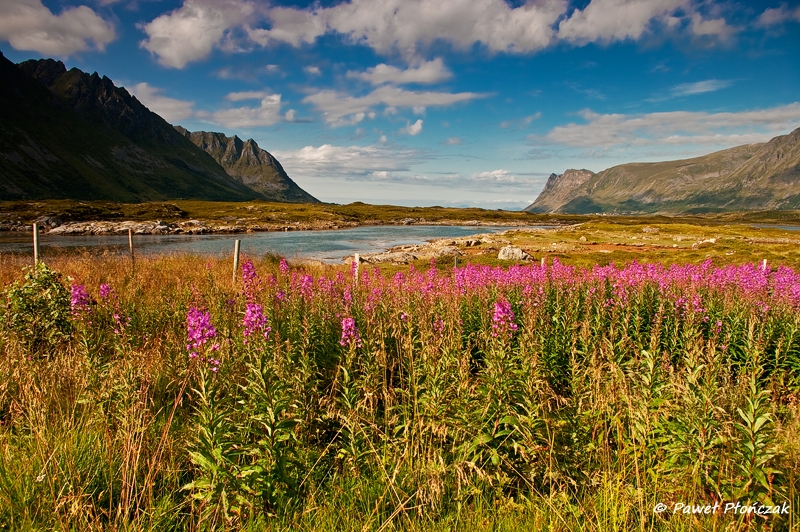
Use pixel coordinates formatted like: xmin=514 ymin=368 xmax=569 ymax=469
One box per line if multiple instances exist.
xmin=560 ymin=143 xmax=765 ymax=213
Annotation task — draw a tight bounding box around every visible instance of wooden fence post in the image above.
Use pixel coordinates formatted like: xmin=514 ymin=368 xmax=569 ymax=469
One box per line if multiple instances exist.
xmin=233 ymin=240 xmax=241 ymax=282
xmin=128 ymin=228 xmax=135 ymax=271
xmin=354 ymin=253 xmax=360 ymax=284
xmin=32 ymin=223 xmax=39 ymax=266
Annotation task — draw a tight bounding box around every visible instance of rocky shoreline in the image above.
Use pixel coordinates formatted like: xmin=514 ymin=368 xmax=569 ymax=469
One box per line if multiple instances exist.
xmin=0 ymin=217 xmax=543 ymax=236
xmin=351 ymin=230 xmax=540 ymax=264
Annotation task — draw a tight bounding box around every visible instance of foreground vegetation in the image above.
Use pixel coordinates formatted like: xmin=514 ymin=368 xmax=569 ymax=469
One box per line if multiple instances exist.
xmin=1 ymin=253 xmax=799 ymax=531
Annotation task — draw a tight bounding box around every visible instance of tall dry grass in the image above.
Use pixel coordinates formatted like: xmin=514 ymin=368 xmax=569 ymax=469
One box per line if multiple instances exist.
xmin=0 ymin=254 xmax=798 ymax=531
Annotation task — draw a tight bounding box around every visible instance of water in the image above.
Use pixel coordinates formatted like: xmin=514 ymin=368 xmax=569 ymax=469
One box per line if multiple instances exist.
xmin=0 ymin=225 xmax=551 ymax=263
xmin=752 ymin=225 xmax=800 ymax=232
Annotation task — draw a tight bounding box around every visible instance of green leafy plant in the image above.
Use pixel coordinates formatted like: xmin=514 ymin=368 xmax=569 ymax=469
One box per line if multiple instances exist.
xmin=1 ymin=262 xmax=72 ymax=353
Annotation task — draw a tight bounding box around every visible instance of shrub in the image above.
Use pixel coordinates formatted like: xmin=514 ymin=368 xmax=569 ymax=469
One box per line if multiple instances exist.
xmin=1 ymin=262 xmax=72 ymax=354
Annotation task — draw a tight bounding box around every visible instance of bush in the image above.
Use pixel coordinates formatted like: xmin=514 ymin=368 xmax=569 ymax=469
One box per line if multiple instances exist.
xmin=1 ymin=262 xmax=72 ymax=353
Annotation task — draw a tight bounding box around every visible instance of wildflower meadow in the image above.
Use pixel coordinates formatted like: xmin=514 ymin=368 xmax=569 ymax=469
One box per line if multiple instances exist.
xmin=0 ymin=254 xmax=799 ymax=531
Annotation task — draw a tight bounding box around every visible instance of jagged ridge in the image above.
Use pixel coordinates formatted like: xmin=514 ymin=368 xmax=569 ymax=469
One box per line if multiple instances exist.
xmin=175 ymin=128 xmax=318 ymax=204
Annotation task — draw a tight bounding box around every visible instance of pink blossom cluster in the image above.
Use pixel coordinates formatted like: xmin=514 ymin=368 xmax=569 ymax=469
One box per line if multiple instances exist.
xmin=491 ymin=299 xmax=518 ymax=338
xmin=186 ymin=307 xmax=220 ymax=370
xmin=70 ymin=284 xmax=93 ymax=320
xmin=242 ymin=303 xmax=271 ymax=343
xmin=340 ymin=317 xmax=362 ymax=347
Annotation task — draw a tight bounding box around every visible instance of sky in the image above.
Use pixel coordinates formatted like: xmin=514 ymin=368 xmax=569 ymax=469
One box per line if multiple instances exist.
xmin=1 ymin=0 xmax=799 ymax=209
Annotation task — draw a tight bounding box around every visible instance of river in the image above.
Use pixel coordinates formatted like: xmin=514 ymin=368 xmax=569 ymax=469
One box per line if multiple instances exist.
xmin=0 ymin=225 xmax=552 ymax=263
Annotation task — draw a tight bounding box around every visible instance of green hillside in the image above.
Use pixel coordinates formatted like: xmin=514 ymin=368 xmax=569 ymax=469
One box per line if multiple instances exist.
xmin=526 ymin=128 xmax=800 ymax=213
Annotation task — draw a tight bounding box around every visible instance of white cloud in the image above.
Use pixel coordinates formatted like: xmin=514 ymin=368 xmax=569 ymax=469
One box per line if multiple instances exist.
xmin=0 ymin=0 xmax=114 ymax=56
xmin=647 ymin=79 xmax=734 ymax=102
xmin=537 ymin=103 xmax=800 ymax=150
xmin=558 ymin=0 xmax=736 ymax=46
xmin=470 ymin=169 xmax=517 ymax=182
xmin=225 ymin=90 xmax=270 ymax=101
xmin=558 ymin=0 xmax=685 ymax=44
xmin=304 ymin=65 xmax=321 ymax=75
xmin=139 ymin=0 xmax=253 ymax=69
xmin=401 ymin=119 xmax=423 ymax=135
xmin=756 ymin=3 xmax=800 ymax=27
xmin=499 ymin=112 xmax=541 ymax=129
xmin=211 ymin=93 xmax=283 ymax=128
xmin=669 ymin=79 xmax=733 ymax=97
xmin=272 ymin=144 xmax=424 ymax=178
xmin=136 ymin=0 xmax=745 ymax=69
xmin=129 ymin=82 xmax=195 ymax=123
xmin=443 ymin=137 xmax=463 ymax=145
xmin=255 ymin=0 xmax=566 ymax=58
xmin=303 ymin=85 xmax=487 ymax=126
xmin=346 ymin=58 xmax=452 ymax=85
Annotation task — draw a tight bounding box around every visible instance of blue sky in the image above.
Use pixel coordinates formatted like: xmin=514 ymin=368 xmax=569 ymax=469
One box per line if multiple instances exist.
xmin=2 ymin=0 xmax=799 ymax=208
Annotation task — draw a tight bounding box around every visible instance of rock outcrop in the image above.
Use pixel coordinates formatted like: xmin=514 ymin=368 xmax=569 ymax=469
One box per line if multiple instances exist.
xmin=498 ymin=246 xmax=533 ymax=261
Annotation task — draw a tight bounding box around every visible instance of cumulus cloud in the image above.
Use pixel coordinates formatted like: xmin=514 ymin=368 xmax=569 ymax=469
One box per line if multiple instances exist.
xmin=558 ymin=0 xmax=737 ymax=46
xmin=558 ymin=0 xmax=685 ymax=44
xmin=139 ymin=0 xmax=253 ymax=69
xmin=304 ymin=65 xmax=321 ymax=75
xmin=401 ymin=119 xmax=423 ymax=135
xmin=253 ymin=0 xmax=566 ymax=58
xmin=443 ymin=137 xmax=463 ymax=145
xmin=211 ymin=93 xmax=283 ymax=128
xmin=0 ymin=0 xmax=114 ymax=56
xmin=130 ymin=83 xmax=195 ymax=123
xmin=303 ymin=85 xmax=487 ymax=126
xmin=136 ymin=0 xmax=746 ymax=68
xmin=536 ymin=103 xmax=800 ymax=150
xmin=346 ymin=58 xmax=452 ymax=85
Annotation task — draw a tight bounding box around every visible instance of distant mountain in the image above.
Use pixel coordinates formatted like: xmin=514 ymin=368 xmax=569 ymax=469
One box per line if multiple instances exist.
xmin=0 ymin=52 xmax=316 ymax=203
xmin=176 ymin=128 xmax=318 ymax=204
xmin=525 ymin=128 xmax=800 ymax=213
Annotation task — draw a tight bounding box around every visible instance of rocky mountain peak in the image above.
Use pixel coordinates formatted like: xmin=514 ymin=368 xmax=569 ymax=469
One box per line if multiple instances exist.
xmin=177 ymin=127 xmax=319 ymax=203
xmin=524 ymin=169 xmax=596 ymax=213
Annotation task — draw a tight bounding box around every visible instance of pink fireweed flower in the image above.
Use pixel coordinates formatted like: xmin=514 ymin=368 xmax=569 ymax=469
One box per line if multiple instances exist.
xmin=279 ymin=258 xmax=290 ymax=275
xmin=340 ymin=317 xmax=362 ymax=347
xmin=99 ymin=283 xmax=112 ymax=299
xmin=242 ymin=303 xmax=271 ymax=343
xmin=186 ymin=307 xmax=220 ymax=361
xmin=241 ymin=259 xmax=261 ymax=302
xmin=491 ymin=299 xmax=518 ymax=338
xmin=241 ymin=259 xmax=257 ymax=282
xmin=70 ymin=283 xmax=93 ymax=318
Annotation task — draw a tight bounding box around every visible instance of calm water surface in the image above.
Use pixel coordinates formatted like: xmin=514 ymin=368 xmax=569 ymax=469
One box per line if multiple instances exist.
xmin=0 ymin=225 xmax=552 ymax=263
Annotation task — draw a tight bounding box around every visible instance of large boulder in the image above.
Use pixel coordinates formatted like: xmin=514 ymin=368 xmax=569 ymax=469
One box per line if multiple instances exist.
xmin=498 ymin=245 xmax=532 ymax=261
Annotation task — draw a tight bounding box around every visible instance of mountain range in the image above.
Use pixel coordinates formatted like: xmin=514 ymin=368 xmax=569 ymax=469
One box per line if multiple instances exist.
xmin=0 ymin=52 xmax=316 ymax=203
xmin=525 ymin=127 xmax=800 ymax=214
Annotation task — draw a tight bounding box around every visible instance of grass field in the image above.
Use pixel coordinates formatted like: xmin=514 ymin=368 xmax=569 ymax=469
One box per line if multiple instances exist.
xmin=1 ymin=216 xmax=800 ymax=531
